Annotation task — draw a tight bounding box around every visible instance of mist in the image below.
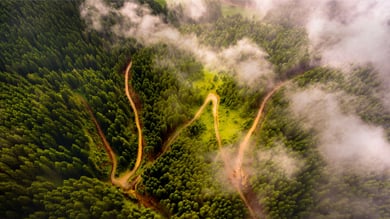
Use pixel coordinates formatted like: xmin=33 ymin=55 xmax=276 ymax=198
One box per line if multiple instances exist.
xmin=213 ymin=141 xmax=302 ymax=195
xmin=166 ymin=0 xmax=208 ymax=21
xmin=289 ymin=87 xmax=390 ymax=174
xmin=80 ymin=1 xmax=390 ymax=215
xmin=250 ymin=0 xmax=390 ymax=104
xmin=256 ymin=144 xmax=302 ymax=178
xmin=80 ymin=0 xmax=274 ymax=87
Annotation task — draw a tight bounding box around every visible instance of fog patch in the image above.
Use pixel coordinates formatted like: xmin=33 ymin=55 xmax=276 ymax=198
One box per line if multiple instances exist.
xmin=166 ymin=0 xmax=208 ymax=21
xmin=80 ymin=0 xmax=111 ymax=31
xmin=257 ymin=144 xmax=302 ymax=178
xmin=217 ymin=38 xmax=275 ymax=87
xmin=80 ymin=0 xmax=274 ymax=87
xmin=305 ymin=0 xmax=390 ymax=75
xmin=289 ymin=87 xmax=390 ymax=174
xmin=213 ymin=142 xmax=302 ymax=192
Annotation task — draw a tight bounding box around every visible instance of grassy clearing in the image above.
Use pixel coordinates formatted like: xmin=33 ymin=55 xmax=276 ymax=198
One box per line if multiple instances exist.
xmin=192 ymin=70 xmax=222 ymax=96
xmin=218 ymin=105 xmax=247 ymax=144
xmin=191 ymin=70 xmax=249 ymax=146
xmin=197 ymin=104 xmax=248 ymax=144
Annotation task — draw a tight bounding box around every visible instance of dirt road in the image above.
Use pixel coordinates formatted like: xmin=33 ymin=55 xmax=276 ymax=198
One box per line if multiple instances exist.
xmin=160 ymin=83 xmax=290 ymax=219
xmin=83 ymin=62 xmax=144 ymax=190
xmin=86 ymin=60 xmax=288 ymax=218
xmin=164 ymin=93 xmax=223 ymax=151
xmin=235 ymin=82 xmax=287 ymax=174
xmin=82 ymin=98 xmax=120 ymax=186
xmin=116 ymin=61 xmax=144 ymax=188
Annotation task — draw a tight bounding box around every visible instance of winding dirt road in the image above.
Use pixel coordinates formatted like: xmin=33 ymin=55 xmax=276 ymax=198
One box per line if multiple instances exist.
xmin=159 ymin=82 xmax=287 ymax=218
xmin=83 ymin=62 xmax=144 ymax=190
xmin=164 ymin=93 xmax=223 ymax=152
xmin=149 ymin=70 xmax=287 ymax=218
xmin=86 ymin=61 xmax=288 ymax=218
xmin=115 ymin=62 xmax=144 ymax=188
xmin=81 ymin=98 xmax=120 ymax=186
xmin=235 ymin=82 xmax=287 ymax=178
xmin=232 ymin=82 xmax=288 ymax=219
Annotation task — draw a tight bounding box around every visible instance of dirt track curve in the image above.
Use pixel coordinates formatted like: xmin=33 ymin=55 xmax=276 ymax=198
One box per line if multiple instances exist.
xmin=115 ymin=62 xmax=144 ymax=188
xmin=83 ymin=62 xmax=144 ymax=190
xmin=164 ymin=93 xmax=223 ymax=152
xmin=123 ymin=60 xmax=288 ymax=218
xmin=233 ymin=82 xmax=287 ymax=219
xmin=235 ymin=82 xmax=287 ymax=178
xmin=82 ymin=100 xmax=118 ymax=184
xmin=160 ymin=83 xmax=288 ymax=218
xmin=87 ymin=61 xmax=288 ymax=218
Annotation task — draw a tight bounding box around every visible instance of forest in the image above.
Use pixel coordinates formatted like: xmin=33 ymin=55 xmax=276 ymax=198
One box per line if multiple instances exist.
xmin=1 ymin=0 xmax=390 ymax=218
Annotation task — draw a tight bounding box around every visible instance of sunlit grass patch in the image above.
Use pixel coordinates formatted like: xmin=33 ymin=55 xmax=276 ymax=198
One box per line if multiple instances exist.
xmin=192 ymin=70 xmax=222 ymax=96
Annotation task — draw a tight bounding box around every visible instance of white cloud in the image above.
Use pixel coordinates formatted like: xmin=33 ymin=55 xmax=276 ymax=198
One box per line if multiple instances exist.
xmin=290 ymin=87 xmax=390 ymax=174
xmin=80 ymin=0 xmax=274 ymax=86
xmin=166 ymin=0 xmax=208 ymax=21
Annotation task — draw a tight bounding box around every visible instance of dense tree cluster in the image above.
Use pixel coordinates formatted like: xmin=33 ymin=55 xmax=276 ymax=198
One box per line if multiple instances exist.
xmin=249 ymin=89 xmax=321 ymax=218
xmin=181 ymin=14 xmax=311 ymax=79
xmin=0 ymin=0 xmax=147 ymax=218
xmin=294 ymin=67 xmax=390 ymax=218
xmin=0 ymin=0 xmax=116 ymax=74
xmin=31 ymin=177 xmax=159 ymax=219
xmin=2 ymin=0 xmax=390 ymax=218
xmin=142 ymin=135 xmax=247 ymax=218
xmin=130 ymin=46 xmax=203 ymax=155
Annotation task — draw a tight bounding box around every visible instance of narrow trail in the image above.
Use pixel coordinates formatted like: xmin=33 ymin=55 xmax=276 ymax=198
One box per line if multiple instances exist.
xmin=82 ymin=62 xmax=144 ymax=191
xmin=164 ymin=93 xmax=223 ymax=152
xmin=230 ymin=82 xmax=288 ymax=219
xmin=157 ymin=78 xmax=288 ymax=218
xmin=116 ymin=61 xmax=144 ymax=188
xmin=160 ymin=84 xmax=288 ymax=218
xmin=86 ymin=60 xmax=289 ymax=218
xmin=82 ymin=99 xmax=118 ymax=185
xmin=234 ymin=82 xmax=288 ymax=176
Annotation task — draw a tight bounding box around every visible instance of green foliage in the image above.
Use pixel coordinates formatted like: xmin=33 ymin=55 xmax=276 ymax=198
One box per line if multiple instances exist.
xmin=307 ymin=172 xmax=390 ymax=219
xmin=0 ymin=0 xmax=114 ymax=74
xmin=294 ymin=67 xmax=343 ymax=88
xmin=39 ymin=176 xmax=159 ymax=219
xmin=216 ymin=74 xmax=266 ymax=112
xmin=2 ymin=0 xmax=389 ymax=218
xmin=295 ymin=66 xmax=390 ymax=138
xmin=289 ymin=66 xmax=390 ymax=218
xmin=130 ymin=46 xmax=203 ymax=155
xmin=249 ymin=89 xmax=321 ymax=218
xmin=0 ymin=0 xmax=144 ymax=217
xmin=142 ymin=137 xmax=247 ymax=218
xmin=1 ymin=72 xmax=93 ymax=218
xmin=138 ymin=0 xmax=167 ymax=15
xmin=181 ymin=14 xmax=311 ymax=79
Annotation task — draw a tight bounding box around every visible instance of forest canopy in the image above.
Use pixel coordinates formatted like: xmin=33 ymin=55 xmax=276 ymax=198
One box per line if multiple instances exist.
xmin=1 ymin=0 xmax=390 ymax=218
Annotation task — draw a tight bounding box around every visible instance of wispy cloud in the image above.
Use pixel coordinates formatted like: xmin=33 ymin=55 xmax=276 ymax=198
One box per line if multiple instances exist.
xmin=290 ymin=87 xmax=390 ymax=174
xmin=250 ymin=0 xmax=390 ymax=86
xmin=80 ymin=0 xmax=274 ymax=86
xmin=166 ymin=0 xmax=208 ymax=21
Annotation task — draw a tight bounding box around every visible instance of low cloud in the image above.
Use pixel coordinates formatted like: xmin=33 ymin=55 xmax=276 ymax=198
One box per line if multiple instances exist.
xmin=166 ymin=0 xmax=208 ymax=21
xmin=218 ymin=38 xmax=274 ymax=86
xmin=249 ymin=0 xmax=390 ymax=102
xmin=214 ymin=142 xmax=302 ymax=192
xmin=80 ymin=0 xmax=111 ymax=31
xmin=80 ymin=0 xmax=274 ymax=86
xmin=289 ymin=87 xmax=390 ymax=174
xmin=305 ymin=0 xmax=390 ymax=75
xmin=256 ymin=144 xmax=302 ymax=178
